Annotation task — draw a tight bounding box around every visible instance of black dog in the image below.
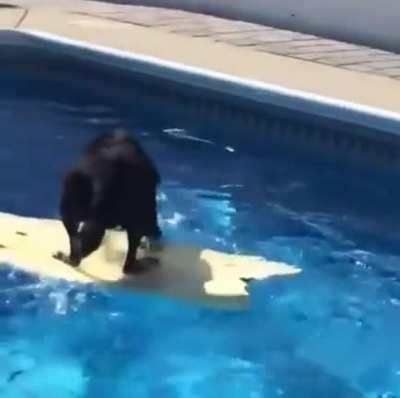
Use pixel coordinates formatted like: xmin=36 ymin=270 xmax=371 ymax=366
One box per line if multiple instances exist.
xmin=54 ymin=128 xmax=162 ymax=274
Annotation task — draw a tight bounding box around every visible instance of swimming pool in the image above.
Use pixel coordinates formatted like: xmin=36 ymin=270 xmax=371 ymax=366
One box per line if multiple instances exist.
xmin=1 ymin=32 xmax=400 ymax=398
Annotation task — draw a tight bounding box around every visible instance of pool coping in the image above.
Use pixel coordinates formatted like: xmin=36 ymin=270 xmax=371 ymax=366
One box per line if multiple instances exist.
xmin=4 ymin=28 xmax=400 ymax=138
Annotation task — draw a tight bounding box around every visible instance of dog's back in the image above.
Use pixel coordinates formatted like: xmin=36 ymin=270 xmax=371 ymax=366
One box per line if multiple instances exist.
xmin=83 ymin=128 xmax=160 ymax=185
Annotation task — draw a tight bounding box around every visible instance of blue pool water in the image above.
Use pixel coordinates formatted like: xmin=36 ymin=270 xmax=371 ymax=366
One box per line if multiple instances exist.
xmin=1 ymin=47 xmax=400 ymax=397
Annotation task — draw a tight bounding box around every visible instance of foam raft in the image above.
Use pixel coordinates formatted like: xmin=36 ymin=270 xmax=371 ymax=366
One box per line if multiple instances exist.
xmin=0 ymin=212 xmax=300 ymax=309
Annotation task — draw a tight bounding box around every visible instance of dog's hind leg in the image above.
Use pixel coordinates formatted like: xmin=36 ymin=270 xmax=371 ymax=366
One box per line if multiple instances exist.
xmin=123 ymin=229 xmax=143 ymax=274
xmin=79 ymin=221 xmax=106 ymax=259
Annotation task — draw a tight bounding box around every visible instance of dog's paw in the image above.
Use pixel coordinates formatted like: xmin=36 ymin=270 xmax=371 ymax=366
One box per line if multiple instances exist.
xmin=53 ymin=251 xmax=79 ymax=267
xmin=53 ymin=251 xmax=67 ymax=261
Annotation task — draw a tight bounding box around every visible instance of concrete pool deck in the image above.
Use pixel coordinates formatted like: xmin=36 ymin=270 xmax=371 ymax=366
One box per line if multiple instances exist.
xmin=1 ymin=0 xmax=400 ymax=114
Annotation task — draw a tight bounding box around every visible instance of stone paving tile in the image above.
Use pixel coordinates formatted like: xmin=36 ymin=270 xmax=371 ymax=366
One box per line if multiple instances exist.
xmin=136 ymin=16 xmax=268 ymax=36
xmin=342 ymin=64 xmax=378 ymax=73
xmin=204 ymin=25 xmax=275 ymax=35
xmin=257 ymin=38 xmax=362 ymax=52
xmin=77 ymin=11 xmax=194 ymax=27
xmin=180 ymin=23 xmax=275 ymax=38
xmin=197 ymin=19 xmax=270 ymax=33
xmin=317 ymin=54 xmax=400 ymax=67
xmin=315 ymin=49 xmax=390 ymax=58
xmin=373 ymin=67 xmax=400 ymax=77
xmin=271 ymin=45 xmax=368 ymax=57
xmin=288 ymin=46 xmax=356 ymax=55
xmin=190 ymin=27 xmax=269 ymax=38
xmin=362 ymin=60 xmax=400 ymax=69
xmin=293 ymin=39 xmax=363 ymax=51
xmin=218 ymin=30 xmax=312 ymax=46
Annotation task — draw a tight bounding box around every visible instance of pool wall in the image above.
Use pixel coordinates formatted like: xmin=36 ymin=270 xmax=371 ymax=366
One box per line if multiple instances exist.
xmin=3 ymin=29 xmax=400 ymax=168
